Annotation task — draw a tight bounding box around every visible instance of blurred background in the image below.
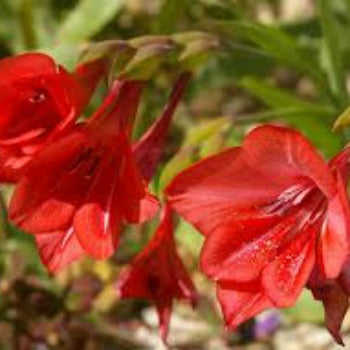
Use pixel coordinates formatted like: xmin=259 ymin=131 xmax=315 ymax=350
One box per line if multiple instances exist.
xmin=0 ymin=0 xmax=350 ymax=349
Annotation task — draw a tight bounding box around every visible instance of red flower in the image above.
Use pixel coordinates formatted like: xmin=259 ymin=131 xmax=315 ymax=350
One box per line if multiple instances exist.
xmin=166 ymin=125 xmax=350 ymax=337
xmin=117 ymin=204 xmax=197 ymax=342
xmin=0 ymin=53 xmax=105 ymax=182
xmin=9 ymin=73 xmax=190 ymax=273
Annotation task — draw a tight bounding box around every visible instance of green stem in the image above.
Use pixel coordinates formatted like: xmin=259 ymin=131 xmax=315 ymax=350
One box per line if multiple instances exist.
xmin=18 ymin=0 xmax=37 ymax=50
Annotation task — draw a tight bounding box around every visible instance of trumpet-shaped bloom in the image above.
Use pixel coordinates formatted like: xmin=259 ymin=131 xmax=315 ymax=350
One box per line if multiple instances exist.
xmin=117 ymin=205 xmax=197 ymax=341
xmin=0 ymin=53 xmax=105 ymax=182
xmin=10 ymin=73 xmax=190 ymax=273
xmin=166 ymin=125 xmax=350 ymax=340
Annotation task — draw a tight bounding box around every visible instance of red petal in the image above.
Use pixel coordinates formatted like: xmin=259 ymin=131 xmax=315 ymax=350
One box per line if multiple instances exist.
xmin=241 ymin=126 xmax=335 ymax=197
xmin=35 ymin=228 xmax=85 ymax=274
xmin=0 ymin=146 xmax=24 ymax=183
xmin=167 ymin=126 xmax=335 ymax=238
xmin=317 ymin=171 xmax=350 ymax=279
xmin=89 ymin=80 xmax=144 ymax=136
xmin=0 ymin=53 xmax=56 ymax=83
xmin=9 ymin=129 xmax=88 ymax=231
xmin=72 ymin=142 xmax=125 ymax=259
xmin=157 ymin=299 xmax=172 ymax=343
xmin=120 ymin=142 xmax=159 ymax=224
xmin=308 ymin=269 xmax=348 ymax=345
xmin=117 ymin=205 xmax=197 ymax=342
xmin=166 ymin=147 xmax=241 ymax=236
xmin=323 ymin=285 xmax=348 ymax=345
xmin=339 ymin=257 xmax=350 ymax=293
xmin=200 ymin=213 xmax=296 ymax=283
xmin=217 ymin=284 xmax=273 ymax=329
xmin=133 ymin=73 xmax=190 ymax=182
xmin=73 ymin=58 xmax=107 ymax=112
xmin=262 ymin=224 xmax=317 ymax=307
xmin=74 ymin=203 xmax=120 ymax=259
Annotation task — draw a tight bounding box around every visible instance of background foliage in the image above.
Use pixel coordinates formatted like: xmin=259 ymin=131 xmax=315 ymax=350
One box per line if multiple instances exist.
xmin=0 ymin=0 xmax=349 ymax=349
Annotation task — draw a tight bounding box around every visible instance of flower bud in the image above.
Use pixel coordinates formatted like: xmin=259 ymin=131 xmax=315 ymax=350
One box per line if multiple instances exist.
xmin=333 ymin=106 xmax=350 ymax=130
xmin=129 ymin=35 xmax=175 ymax=48
xmin=120 ymin=41 xmax=180 ymax=80
xmin=172 ymin=31 xmax=216 ymax=45
xmin=79 ymin=40 xmax=135 ymax=65
xmin=179 ymin=36 xmax=220 ymax=71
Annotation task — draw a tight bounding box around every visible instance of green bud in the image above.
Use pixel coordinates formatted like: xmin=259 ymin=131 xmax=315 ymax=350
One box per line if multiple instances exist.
xmin=129 ymin=35 xmax=175 ymax=48
xmin=333 ymin=106 xmax=350 ymax=130
xmin=79 ymin=40 xmax=135 ymax=65
xmin=120 ymin=42 xmax=180 ymax=80
xmin=179 ymin=37 xmax=220 ymax=71
xmin=172 ymin=31 xmax=216 ymax=45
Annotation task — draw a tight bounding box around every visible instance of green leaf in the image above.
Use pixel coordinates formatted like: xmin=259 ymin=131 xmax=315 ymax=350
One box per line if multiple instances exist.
xmin=157 ymin=147 xmax=196 ymax=193
xmin=153 ymin=0 xmax=186 ymax=34
xmin=240 ymin=77 xmax=335 ymax=116
xmin=216 ymin=20 xmax=327 ymax=88
xmin=318 ymin=0 xmax=348 ymax=107
xmin=176 ymin=219 xmax=204 ymax=257
xmin=58 ymin=0 xmax=124 ymax=43
xmin=199 ymin=126 xmax=229 ymax=158
xmin=238 ymin=77 xmax=341 ymax=156
xmin=184 ymin=117 xmax=229 ymax=146
xmin=38 ymin=44 xmax=81 ymax=70
xmin=283 ymin=290 xmax=324 ymax=324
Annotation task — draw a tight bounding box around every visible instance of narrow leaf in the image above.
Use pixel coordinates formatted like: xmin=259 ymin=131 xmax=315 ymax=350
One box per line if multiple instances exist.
xmin=240 ymin=77 xmax=335 ymax=117
xmin=318 ymin=0 xmax=348 ymax=107
xmin=217 ymin=20 xmax=326 ymax=88
xmin=58 ymin=0 xmax=124 ymax=43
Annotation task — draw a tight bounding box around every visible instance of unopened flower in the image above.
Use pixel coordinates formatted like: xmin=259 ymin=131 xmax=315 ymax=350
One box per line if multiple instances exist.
xmin=117 ymin=204 xmax=197 ymax=342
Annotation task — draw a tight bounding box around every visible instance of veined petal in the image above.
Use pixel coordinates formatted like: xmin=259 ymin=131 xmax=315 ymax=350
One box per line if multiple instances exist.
xmin=167 ymin=147 xmax=241 ymax=236
xmin=240 ymin=125 xmax=335 ymax=197
xmin=72 ymin=141 xmax=124 ymax=259
xmin=74 ymin=203 xmax=121 ymax=259
xmin=217 ymin=284 xmax=273 ymax=329
xmin=262 ymin=223 xmax=317 ymax=307
xmin=167 ymin=126 xmax=335 ymax=238
xmin=35 ymin=228 xmax=85 ymax=274
xmin=200 ymin=213 xmax=295 ymax=283
xmin=9 ymin=129 xmax=89 ymax=231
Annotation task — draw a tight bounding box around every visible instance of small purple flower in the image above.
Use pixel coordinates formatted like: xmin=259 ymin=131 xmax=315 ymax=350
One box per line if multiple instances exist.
xmin=253 ymin=311 xmax=281 ymax=339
